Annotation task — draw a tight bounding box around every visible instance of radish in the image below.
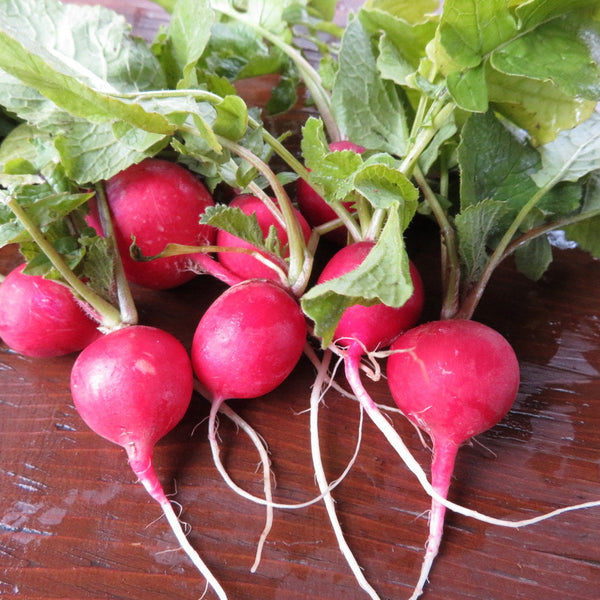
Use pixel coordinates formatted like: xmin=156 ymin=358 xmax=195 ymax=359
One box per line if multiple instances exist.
xmin=307 ymin=240 xmax=424 ymax=599
xmin=317 ymin=241 xmax=424 ymax=356
xmin=0 ymin=264 xmax=100 ymax=358
xmin=69 ymin=325 xmax=227 ymax=599
xmin=387 ymin=319 xmax=520 ymax=599
xmin=192 ymin=278 xmax=307 ymax=402
xmin=216 ymin=193 xmax=312 ymax=283
xmin=191 ymin=279 xmax=307 ymax=569
xmin=88 ymin=158 xmax=218 ymax=290
xmin=296 ymin=140 xmax=364 ymax=245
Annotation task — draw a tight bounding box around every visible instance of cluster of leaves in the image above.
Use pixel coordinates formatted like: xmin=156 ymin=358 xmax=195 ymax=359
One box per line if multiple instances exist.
xmin=0 ymin=0 xmax=599 ymax=334
xmin=304 ymin=0 xmax=600 ymax=320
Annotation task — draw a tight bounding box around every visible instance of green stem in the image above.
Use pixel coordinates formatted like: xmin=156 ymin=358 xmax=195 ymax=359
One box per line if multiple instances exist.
xmin=214 ymin=5 xmax=340 ymax=143
xmin=217 ymin=136 xmax=309 ymax=292
xmin=398 ymin=97 xmax=454 ymax=178
xmin=94 ymin=184 xmax=138 ymax=326
xmin=506 ymin=208 xmax=600 ymax=255
xmin=413 ymin=166 xmax=460 ymax=320
xmin=6 ymin=197 xmax=123 ymax=330
xmin=456 ymin=181 xmax=557 ymax=320
xmin=366 ymin=95 xmax=455 ymax=242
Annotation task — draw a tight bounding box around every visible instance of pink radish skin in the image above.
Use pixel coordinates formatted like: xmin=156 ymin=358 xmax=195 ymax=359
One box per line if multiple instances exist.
xmin=192 ymin=279 xmax=307 ymax=402
xmin=216 ymin=194 xmax=312 ymax=282
xmin=89 ymin=158 xmax=219 ymax=290
xmin=0 ymin=264 xmax=100 ymax=358
xmin=317 ymin=241 xmax=424 ymax=356
xmin=70 ymin=325 xmax=227 ymax=599
xmin=296 ymin=141 xmax=365 ymax=245
xmin=387 ymin=319 xmax=520 ymax=600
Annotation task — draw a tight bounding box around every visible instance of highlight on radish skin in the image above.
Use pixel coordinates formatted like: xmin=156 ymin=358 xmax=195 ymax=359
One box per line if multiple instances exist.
xmin=387 ymin=319 xmax=520 ymax=600
xmin=69 ymin=325 xmax=228 ymax=600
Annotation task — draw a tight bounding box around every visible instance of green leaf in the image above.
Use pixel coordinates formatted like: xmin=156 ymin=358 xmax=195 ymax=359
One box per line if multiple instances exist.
xmin=455 ymin=199 xmax=514 ymax=286
xmin=491 ymin=15 xmax=600 ymax=101
xmin=487 ymin=66 xmax=597 ymax=145
xmin=166 ymin=0 xmax=214 ymax=86
xmin=531 ymin=111 xmax=600 ymax=188
xmin=0 ymin=185 xmax=93 ymax=247
xmin=514 ymin=235 xmax=553 ymax=281
xmin=0 ymin=0 xmax=171 ymax=132
xmin=213 ymin=95 xmax=249 ymax=140
xmin=78 ymin=232 xmax=115 ymax=303
xmin=264 ymin=74 xmax=299 ymax=115
xmin=352 ymin=163 xmax=419 ymax=218
xmin=563 ymin=215 xmax=600 ymax=257
xmin=309 ymin=150 xmax=365 ymax=203
xmin=359 ymin=6 xmax=438 ymax=86
xmin=563 ymin=171 xmax=600 ymax=256
xmin=418 ymin=120 xmax=458 ymax=174
xmin=300 ymin=117 xmax=366 ymax=203
xmin=308 ymin=0 xmax=337 ymax=21
xmin=200 ymin=204 xmax=269 ymax=250
xmin=0 ymin=32 xmax=173 ymax=134
xmin=300 ymin=117 xmax=329 ymax=169
xmin=514 ymin=0 xmax=600 ymax=30
xmin=458 ymin=110 xmax=540 ymax=212
xmin=54 ymin=120 xmax=168 ymax=184
xmin=538 ymin=181 xmax=583 ymax=216
xmin=435 ymin=0 xmax=517 ymax=71
xmin=301 ymin=205 xmax=413 ymax=346
xmin=363 ymin=0 xmax=440 ymax=24
xmin=331 ymin=17 xmax=409 ymax=155
xmin=447 ymin=62 xmax=488 ymax=112
xmin=213 ymin=0 xmax=306 ymax=34
xmin=200 ymin=22 xmax=287 ymax=81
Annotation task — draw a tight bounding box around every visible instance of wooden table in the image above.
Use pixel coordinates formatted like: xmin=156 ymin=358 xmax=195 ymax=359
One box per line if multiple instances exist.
xmin=1 ymin=2 xmax=599 ymax=599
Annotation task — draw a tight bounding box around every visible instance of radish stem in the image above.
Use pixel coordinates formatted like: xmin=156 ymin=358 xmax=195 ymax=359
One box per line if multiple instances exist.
xmin=6 ymin=196 xmax=123 ymax=330
xmin=93 ymin=182 xmax=138 ymax=326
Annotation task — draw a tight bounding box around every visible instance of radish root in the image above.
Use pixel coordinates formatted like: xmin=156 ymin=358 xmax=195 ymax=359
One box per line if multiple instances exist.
xmin=310 ymin=348 xmax=382 ymax=600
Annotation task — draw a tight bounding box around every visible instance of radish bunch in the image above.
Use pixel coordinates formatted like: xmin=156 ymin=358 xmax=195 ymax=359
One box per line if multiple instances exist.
xmin=2 ymin=0 xmax=600 ymax=596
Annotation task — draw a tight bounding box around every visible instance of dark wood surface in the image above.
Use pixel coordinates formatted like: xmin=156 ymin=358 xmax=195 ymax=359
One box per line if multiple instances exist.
xmin=1 ymin=2 xmax=600 ymax=599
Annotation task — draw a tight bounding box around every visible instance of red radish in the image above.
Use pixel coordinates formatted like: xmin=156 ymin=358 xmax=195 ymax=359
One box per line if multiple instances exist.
xmin=0 ymin=264 xmax=100 ymax=358
xmin=317 ymin=241 xmax=424 ymax=355
xmin=88 ymin=158 xmax=217 ymax=290
xmin=216 ymin=194 xmax=312 ymax=282
xmin=70 ymin=325 xmax=227 ymax=599
xmin=387 ymin=319 xmax=520 ymax=599
xmin=191 ymin=279 xmax=307 ymax=569
xmin=296 ymin=140 xmax=364 ymax=245
xmin=192 ymin=279 xmax=307 ymax=401
xmin=307 ymin=240 xmax=424 ymax=600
